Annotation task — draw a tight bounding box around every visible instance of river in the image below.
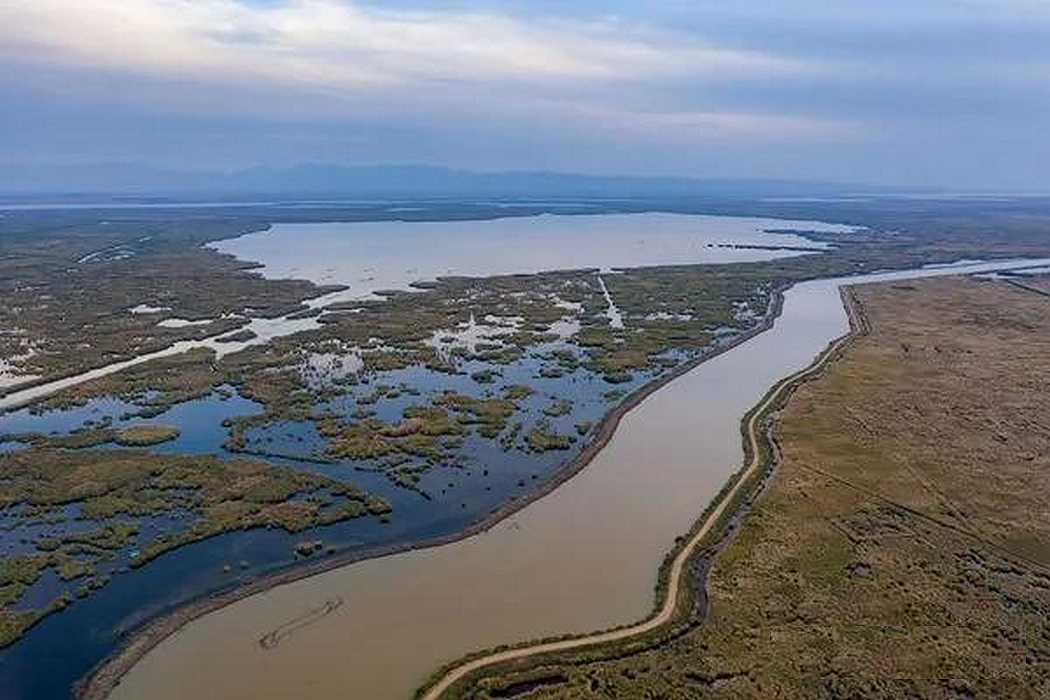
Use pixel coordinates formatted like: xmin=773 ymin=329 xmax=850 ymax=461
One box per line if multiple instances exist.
xmin=104 ymin=258 xmax=1050 ymax=700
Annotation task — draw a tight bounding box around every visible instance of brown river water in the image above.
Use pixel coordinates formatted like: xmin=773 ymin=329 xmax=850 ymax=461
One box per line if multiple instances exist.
xmin=107 ymin=259 xmax=1050 ymax=700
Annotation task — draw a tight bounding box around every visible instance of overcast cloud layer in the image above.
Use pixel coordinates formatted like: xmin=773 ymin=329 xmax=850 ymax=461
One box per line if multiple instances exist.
xmin=1 ymin=0 xmax=1048 ymax=190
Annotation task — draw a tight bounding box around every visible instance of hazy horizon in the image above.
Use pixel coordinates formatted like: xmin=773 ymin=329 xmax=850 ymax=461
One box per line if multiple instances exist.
xmin=2 ymin=1 xmax=1048 ymax=191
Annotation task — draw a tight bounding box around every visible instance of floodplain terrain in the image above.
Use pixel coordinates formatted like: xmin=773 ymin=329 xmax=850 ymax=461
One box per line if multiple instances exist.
xmin=2 ymin=199 xmax=1050 ymax=700
xmin=452 ymin=275 xmax=1050 ymax=699
xmin=3 ymin=205 xmax=848 ymax=700
xmin=0 ymin=243 xmax=790 ymax=662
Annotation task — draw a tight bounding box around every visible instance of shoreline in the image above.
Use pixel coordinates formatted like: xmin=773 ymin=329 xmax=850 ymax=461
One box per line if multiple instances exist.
xmin=75 ymin=286 xmax=790 ymax=700
xmin=413 ymin=286 xmax=865 ymax=700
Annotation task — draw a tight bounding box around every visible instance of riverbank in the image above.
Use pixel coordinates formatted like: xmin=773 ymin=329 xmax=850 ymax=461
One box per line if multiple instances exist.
xmin=80 ymin=260 xmax=1050 ymax=700
xmin=76 ymin=288 xmax=789 ymax=700
xmin=414 ymin=286 xmax=865 ymax=700
xmin=79 ymin=260 xmax=1050 ymax=700
xmin=441 ymin=274 xmax=1050 ymax=698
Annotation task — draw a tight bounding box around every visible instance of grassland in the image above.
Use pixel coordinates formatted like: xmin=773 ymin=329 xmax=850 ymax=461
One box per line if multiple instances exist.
xmin=446 ymin=276 xmax=1050 ymax=699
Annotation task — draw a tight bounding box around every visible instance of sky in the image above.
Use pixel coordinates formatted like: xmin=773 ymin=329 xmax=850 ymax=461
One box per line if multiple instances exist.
xmin=1 ymin=0 xmax=1048 ymax=190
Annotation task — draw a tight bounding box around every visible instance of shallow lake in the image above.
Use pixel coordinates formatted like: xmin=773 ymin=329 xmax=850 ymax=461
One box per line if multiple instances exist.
xmin=210 ymin=212 xmax=848 ymax=300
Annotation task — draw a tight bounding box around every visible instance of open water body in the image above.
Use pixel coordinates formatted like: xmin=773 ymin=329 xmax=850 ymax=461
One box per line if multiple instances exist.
xmin=210 ymin=212 xmax=847 ymax=300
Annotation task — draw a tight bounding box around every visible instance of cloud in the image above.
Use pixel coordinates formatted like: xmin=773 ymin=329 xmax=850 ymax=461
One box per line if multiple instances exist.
xmin=0 ymin=0 xmax=813 ymax=91
xmin=703 ymin=0 xmax=1050 ymax=26
xmin=7 ymin=1 xmax=1045 ymax=189
xmin=0 ymin=1 xmax=838 ymax=146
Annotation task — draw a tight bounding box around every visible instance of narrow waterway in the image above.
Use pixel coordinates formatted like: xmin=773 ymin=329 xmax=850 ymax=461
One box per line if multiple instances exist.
xmin=105 ymin=258 xmax=1050 ymax=700
xmin=0 ymin=298 xmax=340 ymax=413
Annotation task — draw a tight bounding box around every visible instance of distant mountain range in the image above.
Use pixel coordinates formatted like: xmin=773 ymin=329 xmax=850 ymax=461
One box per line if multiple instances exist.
xmin=0 ymin=163 xmax=896 ymax=202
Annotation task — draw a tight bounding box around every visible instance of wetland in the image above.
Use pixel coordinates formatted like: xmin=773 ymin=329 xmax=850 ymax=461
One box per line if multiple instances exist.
xmin=3 ymin=199 xmax=1050 ymax=700
xmin=0 ymin=207 xmax=854 ymax=699
xmin=100 ymin=261 xmax=1050 ymax=700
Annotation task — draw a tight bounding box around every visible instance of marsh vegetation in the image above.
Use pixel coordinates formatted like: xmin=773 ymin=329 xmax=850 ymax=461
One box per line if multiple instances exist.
xmin=0 ymin=448 xmax=388 ymax=647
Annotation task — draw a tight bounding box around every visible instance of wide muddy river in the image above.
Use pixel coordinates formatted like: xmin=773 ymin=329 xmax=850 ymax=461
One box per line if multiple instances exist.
xmin=107 ymin=258 xmax=1050 ymax=700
